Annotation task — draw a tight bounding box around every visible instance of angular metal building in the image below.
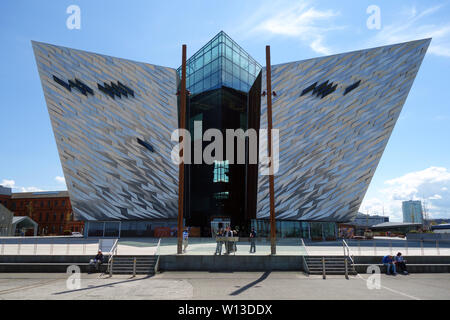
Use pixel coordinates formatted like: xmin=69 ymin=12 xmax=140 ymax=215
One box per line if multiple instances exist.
xmin=257 ymin=39 xmax=430 ymax=223
xmin=32 ymin=32 xmax=430 ymax=238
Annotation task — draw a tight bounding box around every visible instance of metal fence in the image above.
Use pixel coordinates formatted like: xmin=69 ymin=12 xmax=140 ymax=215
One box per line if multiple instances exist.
xmin=0 ymin=237 xmax=161 ymax=256
xmin=302 ymin=238 xmax=450 ymax=256
xmin=1 ymin=236 xmax=449 ymax=256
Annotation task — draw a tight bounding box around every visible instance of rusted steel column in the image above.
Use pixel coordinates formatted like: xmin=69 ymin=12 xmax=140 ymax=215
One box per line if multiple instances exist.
xmin=177 ymin=45 xmax=187 ymax=255
xmin=265 ymin=45 xmax=276 ymax=255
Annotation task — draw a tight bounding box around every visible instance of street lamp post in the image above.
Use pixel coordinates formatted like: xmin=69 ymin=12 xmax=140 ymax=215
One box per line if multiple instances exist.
xmin=177 ymin=44 xmax=187 ymax=255
xmin=265 ymin=45 xmax=276 ymax=255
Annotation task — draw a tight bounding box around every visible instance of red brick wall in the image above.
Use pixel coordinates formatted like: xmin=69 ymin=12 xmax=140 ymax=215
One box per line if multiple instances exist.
xmin=0 ymin=194 xmax=11 ymax=209
xmin=5 ymin=196 xmax=84 ymax=236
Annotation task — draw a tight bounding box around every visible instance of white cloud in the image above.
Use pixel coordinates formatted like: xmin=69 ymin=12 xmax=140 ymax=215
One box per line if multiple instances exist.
xmin=1 ymin=178 xmax=45 ymax=193
xmin=310 ymin=36 xmax=332 ymax=55
xmin=55 ymin=176 xmax=66 ymax=184
xmin=241 ymin=1 xmax=343 ymax=55
xmin=361 ymin=167 xmax=450 ymax=221
xmin=367 ymin=4 xmax=450 ymax=58
xmin=0 ymin=179 xmax=16 ymax=188
xmin=19 ymin=187 xmax=44 ymax=192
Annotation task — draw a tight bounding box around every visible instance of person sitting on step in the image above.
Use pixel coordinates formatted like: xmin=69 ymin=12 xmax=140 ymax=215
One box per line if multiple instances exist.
xmin=395 ymin=252 xmax=408 ymax=275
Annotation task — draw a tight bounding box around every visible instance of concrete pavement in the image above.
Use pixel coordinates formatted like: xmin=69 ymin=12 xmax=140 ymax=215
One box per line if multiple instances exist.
xmin=0 ymin=272 xmax=449 ymax=300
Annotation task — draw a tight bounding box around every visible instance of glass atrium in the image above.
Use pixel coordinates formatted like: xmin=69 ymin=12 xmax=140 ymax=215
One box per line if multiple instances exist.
xmin=177 ymin=31 xmax=261 ymax=95
xmin=177 ymin=31 xmax=262 ymax=236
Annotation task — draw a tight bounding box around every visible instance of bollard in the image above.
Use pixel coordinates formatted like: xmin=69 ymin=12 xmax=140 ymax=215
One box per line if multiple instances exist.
xmin=133 ymin=257 xmax=137 ymax=277
xmin=345 ymin=258 xmax=349 ymax=280
xmin=109 ymin=257 xmax=113 ymax=277
xmin=322 ymin=257 xmax=326 ymax=280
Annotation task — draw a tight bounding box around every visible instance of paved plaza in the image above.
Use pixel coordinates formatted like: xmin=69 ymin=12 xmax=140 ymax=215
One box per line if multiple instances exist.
xmin=0 ymin=272 xmax=449 ymax=300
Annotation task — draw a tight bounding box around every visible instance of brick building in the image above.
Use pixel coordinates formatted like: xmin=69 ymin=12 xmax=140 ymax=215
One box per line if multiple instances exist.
xmin=0 ymin=186 xmax=84 ymax=236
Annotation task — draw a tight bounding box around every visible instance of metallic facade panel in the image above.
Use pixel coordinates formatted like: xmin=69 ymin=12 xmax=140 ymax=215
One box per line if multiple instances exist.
xmin=258 ymin=39 xmax=430 ymax=222
xmin=32 ymin=42 xmax=179 ymax=221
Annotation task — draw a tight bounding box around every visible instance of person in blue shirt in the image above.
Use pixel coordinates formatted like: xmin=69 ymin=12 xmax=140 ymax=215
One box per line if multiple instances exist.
xmin=182 ymin=229 xmax=189 ymax=253
xmin=382 ymin=255 xmax=397 ymax=275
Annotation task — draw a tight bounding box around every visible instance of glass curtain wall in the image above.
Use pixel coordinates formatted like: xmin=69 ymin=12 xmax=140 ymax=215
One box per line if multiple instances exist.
xmin=250 ymin=220 xmax=337 ymax=240
xmin=179 ymin=31 xmax=261 ymax=95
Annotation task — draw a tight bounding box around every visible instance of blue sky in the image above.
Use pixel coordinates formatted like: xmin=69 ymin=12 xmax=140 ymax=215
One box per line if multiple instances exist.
xmin=1 ymin=0 xmax=449 ymax=221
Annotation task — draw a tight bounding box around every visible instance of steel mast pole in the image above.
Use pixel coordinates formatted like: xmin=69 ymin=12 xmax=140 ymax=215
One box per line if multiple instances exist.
xmin=265 ymin=45 xmax=276 ymax=255
xmin=177 ymin=44 xmax=187 ymax=254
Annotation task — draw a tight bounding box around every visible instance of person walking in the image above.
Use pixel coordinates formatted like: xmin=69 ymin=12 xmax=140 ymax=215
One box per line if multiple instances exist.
xmin=215 ymin=228 xmax=224 ymax=255
xmin=249 ymin=228 xmax=256 ymax=253
xmin=182 ymin=228 xmax=189 ymax=253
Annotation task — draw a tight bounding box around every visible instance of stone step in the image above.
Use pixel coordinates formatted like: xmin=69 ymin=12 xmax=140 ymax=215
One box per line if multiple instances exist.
xmin=109 ymin=255 xmax=158 ymax=275
xmin=304 ymin=255 xmax=355 ymax=275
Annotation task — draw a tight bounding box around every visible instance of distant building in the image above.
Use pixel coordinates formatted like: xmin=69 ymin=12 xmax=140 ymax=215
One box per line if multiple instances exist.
xmin=431 ymin=224 xmax=450 ymax=233
xmin=0 ymin=204 xmax=38 ymax=236
xmin=352 ymin=212 xmax=389 ymax=227
xmin=0 ymin=186 xmax=12 ymax=208
xmin=371 ymin=221 xmax=423 ymax=234
xmin=402 ymin=200 xmax=424 ymax=224
xmin=427 ymin=218 xmax=450 ymax=225
xmin=0 ymin=204 xmax=13 ymax=236
xmin=0 ymin=186 xmax=84 ymax=236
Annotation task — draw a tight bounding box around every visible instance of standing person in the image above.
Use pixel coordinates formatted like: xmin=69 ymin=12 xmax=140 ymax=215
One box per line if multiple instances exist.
xmin=232 ymin=229 xmax=238 ymax=252
xmin=249 ymin=228 xmax=256 ymax=253
xmin=382 ymin=255 xmax=397 ymax=275
xmin=215 ymin=228 xmax=224 ymax=255
xmin=224 ymin=226 xmax=233 ymax=254
xmin=395 ymin=252 xmax=408 ymax=275
xmin=182 ymin=228 xmax=189 ymax=253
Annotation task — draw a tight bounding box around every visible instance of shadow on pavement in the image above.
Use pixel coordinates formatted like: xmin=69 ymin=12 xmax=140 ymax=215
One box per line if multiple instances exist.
xmin=229 ymin=271 xmax=271 ymax=296
xmin=52 ymin=275 xmax=153 ymax=295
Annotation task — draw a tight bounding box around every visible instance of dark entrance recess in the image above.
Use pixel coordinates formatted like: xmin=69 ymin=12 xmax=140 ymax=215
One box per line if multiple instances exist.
xmin=177 ymin=31 xmax=262 ymax=236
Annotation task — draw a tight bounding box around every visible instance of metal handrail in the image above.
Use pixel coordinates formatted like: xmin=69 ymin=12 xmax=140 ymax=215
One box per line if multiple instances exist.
xmin=302 ymin=256 xmax=309 ymax=274
xmin=106 ymin=238 xmax=119 ymax=276
xmin=301 ymin=238 xmax=309 ymax=256
xmin=154 ymin=238 xmax=161 ymax=274
xmin=342 ymin=239 xmax=354 ymax=265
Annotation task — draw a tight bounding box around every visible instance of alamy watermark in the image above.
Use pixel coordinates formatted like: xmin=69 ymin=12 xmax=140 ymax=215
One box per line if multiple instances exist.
xmin=366 ymin=5 xmax=381 ymax=30
xmin=366 ymin=265 xmax=381 ymax=290
xmin=171 ymin=123 xmax=279 ymax=175
xmin=66 ymin=265 xmax=81 ymax=290
xmin=66 ymin=5 xmax=81 ymax=30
